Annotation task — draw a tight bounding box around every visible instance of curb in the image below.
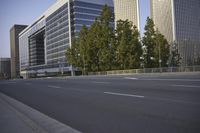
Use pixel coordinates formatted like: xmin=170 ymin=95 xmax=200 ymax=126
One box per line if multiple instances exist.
xmin=0 ymin=92 xmax=82 ymax=133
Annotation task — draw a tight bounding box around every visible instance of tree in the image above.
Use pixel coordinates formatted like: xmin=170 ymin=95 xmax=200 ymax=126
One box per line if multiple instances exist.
xmin=142 ymin=17 xmax=171 ymax=68
xmin=169 ymin=41 xmax=181 ymax=67
xmin=154 ymin=30 xmax=170 ymax=67
xmin=66 ymin=5 xmax=144 ymax=72
xmin=116 ymin=20 xmax=133 ymax=69
xmin=98 ymin=4 xmax=115 ymax=71
xmin=142 ymin=17 xmax=157 ymax=68
xmin=79 ymin=25 xmax=88 ymax=73
xmin=66 ymin=38 xmax=81 ymax=67
xmin=86 ymin=19 xmax=102 ymax=72
xmin=129 ymin=25 xmax=142 ymax=69
xmin=116 ymin=20 xmax=142 ymax=69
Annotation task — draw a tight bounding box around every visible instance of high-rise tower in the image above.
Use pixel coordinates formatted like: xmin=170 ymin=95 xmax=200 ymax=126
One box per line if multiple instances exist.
xmin=114 ymin=0 xmax=140 ymax=29
xmin=151 ymin=0 xmax=200 ymax=65
xmin=10 ymin=25 xmax=27 ymax=78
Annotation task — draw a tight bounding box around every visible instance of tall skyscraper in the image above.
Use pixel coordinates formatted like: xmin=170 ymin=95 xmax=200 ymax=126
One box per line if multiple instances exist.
xmin=10 ymin=25 xmax=27 ymax=78
xmin=19 ymin=0 xmax=113 ymax=78
xmin=151 ymin=0 xmax=200 ymax=65
xmin=114 ymin=0 xmax=140 ymax=29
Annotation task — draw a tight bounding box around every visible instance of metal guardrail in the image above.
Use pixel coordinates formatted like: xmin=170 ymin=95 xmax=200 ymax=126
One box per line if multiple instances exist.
xmin=88 ymin=66 xmax=200 ymax=75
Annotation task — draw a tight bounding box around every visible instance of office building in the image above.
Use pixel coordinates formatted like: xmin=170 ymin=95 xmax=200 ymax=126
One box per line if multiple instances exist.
xmin=0 ymin=58 xmax=11 ymax=79
xmin=114 ymin=0 xmax=140 ymax=29
xmin=151 ymin=0 xmax=200 ymax=65
xmin=19 ymin=0 xmax=113 ymax=78
xmin=10 ymin=25 xmax=27 ymax=78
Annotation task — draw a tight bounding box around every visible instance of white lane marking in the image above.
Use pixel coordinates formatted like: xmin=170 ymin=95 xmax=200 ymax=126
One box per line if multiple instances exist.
xmin=124 ymin=77 xmax=138 ymax=80
xmin=92 ymin=81 xmax=110 ymax=84
xmin=172 ymin=85 xmax=200 ymax=88
xmin=104 ymin=92 xmax=200 ymax=105
xmin=48 ymin=85 xmax=61 ymax=89
xmin=104 ymin=92 xmax=144 ymax=98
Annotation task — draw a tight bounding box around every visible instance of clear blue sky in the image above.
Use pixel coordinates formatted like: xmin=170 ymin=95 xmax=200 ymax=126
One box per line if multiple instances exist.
xmin=0 ymin=0 xmax=150 ymax=58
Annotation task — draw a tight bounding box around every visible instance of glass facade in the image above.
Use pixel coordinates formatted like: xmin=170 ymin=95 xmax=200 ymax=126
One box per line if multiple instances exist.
xmin=29 ymin=29 xmax=45 ymax=66
xmin=72 ymin=0 xmax=110 ymax=34
xmin=46 ymin=3 xmax=69 ymax=66
xmin=19 ymin=0 xmax=114 ymax=77
xmin=19 ymin=18 xmax=45 ymax=71
xmin=174 ymin=0 xmax=200 ymax=65
xmin=19 ymin=33 xmax=30 ymax=71
xmin=150 ymin=0 xmax=173 ymax=44
xmin=151 ymin=0 xmax=200 ymax=65
xmin=114 ymin=0 xmax=140 ymax=29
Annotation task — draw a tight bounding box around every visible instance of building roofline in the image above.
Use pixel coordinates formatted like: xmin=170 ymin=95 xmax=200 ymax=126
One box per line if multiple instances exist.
xmin=0 ymin=58 xmax=11 ymax=61
xmin=10 ymin=24 xmax=28 ymax=31
xmin=19 ymin=0 xmax=69 ymax=37
xmin=19 ymin=0 xmax=114 ymax=37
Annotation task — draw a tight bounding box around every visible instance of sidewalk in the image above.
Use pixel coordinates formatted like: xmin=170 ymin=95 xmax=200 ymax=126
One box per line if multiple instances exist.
xmin=0 ymin=94 xmax=42 ymax=133
xmin=0 ymin=92 xmax=81 ymax=133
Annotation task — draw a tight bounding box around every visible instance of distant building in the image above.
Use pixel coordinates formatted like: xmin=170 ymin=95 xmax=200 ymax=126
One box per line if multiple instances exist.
xmin=0 ymin=58 xmax=11 ymax=79
xmin=114 ymin=0 xmax=140 ymax=29
xmin=19 ymin=0 xmax=114 ymax=78
xmin=10 ymin=25 xmax=27 ymax=78
xmin=150 ymin=0 xmax=200 ymax=65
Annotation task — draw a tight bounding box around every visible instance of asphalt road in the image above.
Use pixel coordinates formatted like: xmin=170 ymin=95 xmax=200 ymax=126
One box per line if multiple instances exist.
xmin=0 ymin=73 xmax=200 ymax=133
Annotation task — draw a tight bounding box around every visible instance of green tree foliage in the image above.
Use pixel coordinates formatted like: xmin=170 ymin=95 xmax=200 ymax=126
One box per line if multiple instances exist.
xmin=66 ymin=6 xmax=171 ymax=73
xmin=142 ymin=17 xmax=170 ymax=68
xmin=115 ymin=20 xmax=132 ymax=69
xmin=78 ymin=25 xmax=88 ymax=73
xmin=98 ymin=5 xmax=115 ymax=71
xmin=130 ymin=26 xmax=143 ymax=68
xmin=154 ymin=30 xmax=170 ymax=67
xmin=115 ymin=20 xmax=142 ymax=69
xmin=142 ymin=17 xmax=156 ymax=68
xmin=66 ymin=38 xmax=81 ymax=67
xmin=169 ymin=41 xmax=181 ymax=67
xmin=67 ymin=5 xmax=115 ymax=72
xmin=87 ymin=19 xmax=102 ymax=71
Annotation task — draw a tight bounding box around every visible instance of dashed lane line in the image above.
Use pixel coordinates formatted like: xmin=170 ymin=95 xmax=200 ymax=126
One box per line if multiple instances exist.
xmin=172 ymin=84 xmax=200 ymax=88
xmin=104 ymin=92 xmax=144 ymax=98
xmin=48 ymin=85 xmax=62 ymax=89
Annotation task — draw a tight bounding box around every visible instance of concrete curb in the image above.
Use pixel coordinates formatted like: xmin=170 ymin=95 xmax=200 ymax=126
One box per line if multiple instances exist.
xmin=0 ymin=92 xmax=82 ymax=133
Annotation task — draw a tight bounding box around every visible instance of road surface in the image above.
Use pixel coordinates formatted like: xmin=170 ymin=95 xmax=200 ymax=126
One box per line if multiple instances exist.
xmin=0 ymin=73 xmax=200 ymax=133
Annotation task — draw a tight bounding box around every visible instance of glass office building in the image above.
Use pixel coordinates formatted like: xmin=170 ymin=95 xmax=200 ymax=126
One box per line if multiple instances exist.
xmin=151 ymin=0 xmax=200 ymax=65
xmin=19 ymin=0 xmax=113 ymax=78
xmin=114 ymin=0 xmax=140 ymax=30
